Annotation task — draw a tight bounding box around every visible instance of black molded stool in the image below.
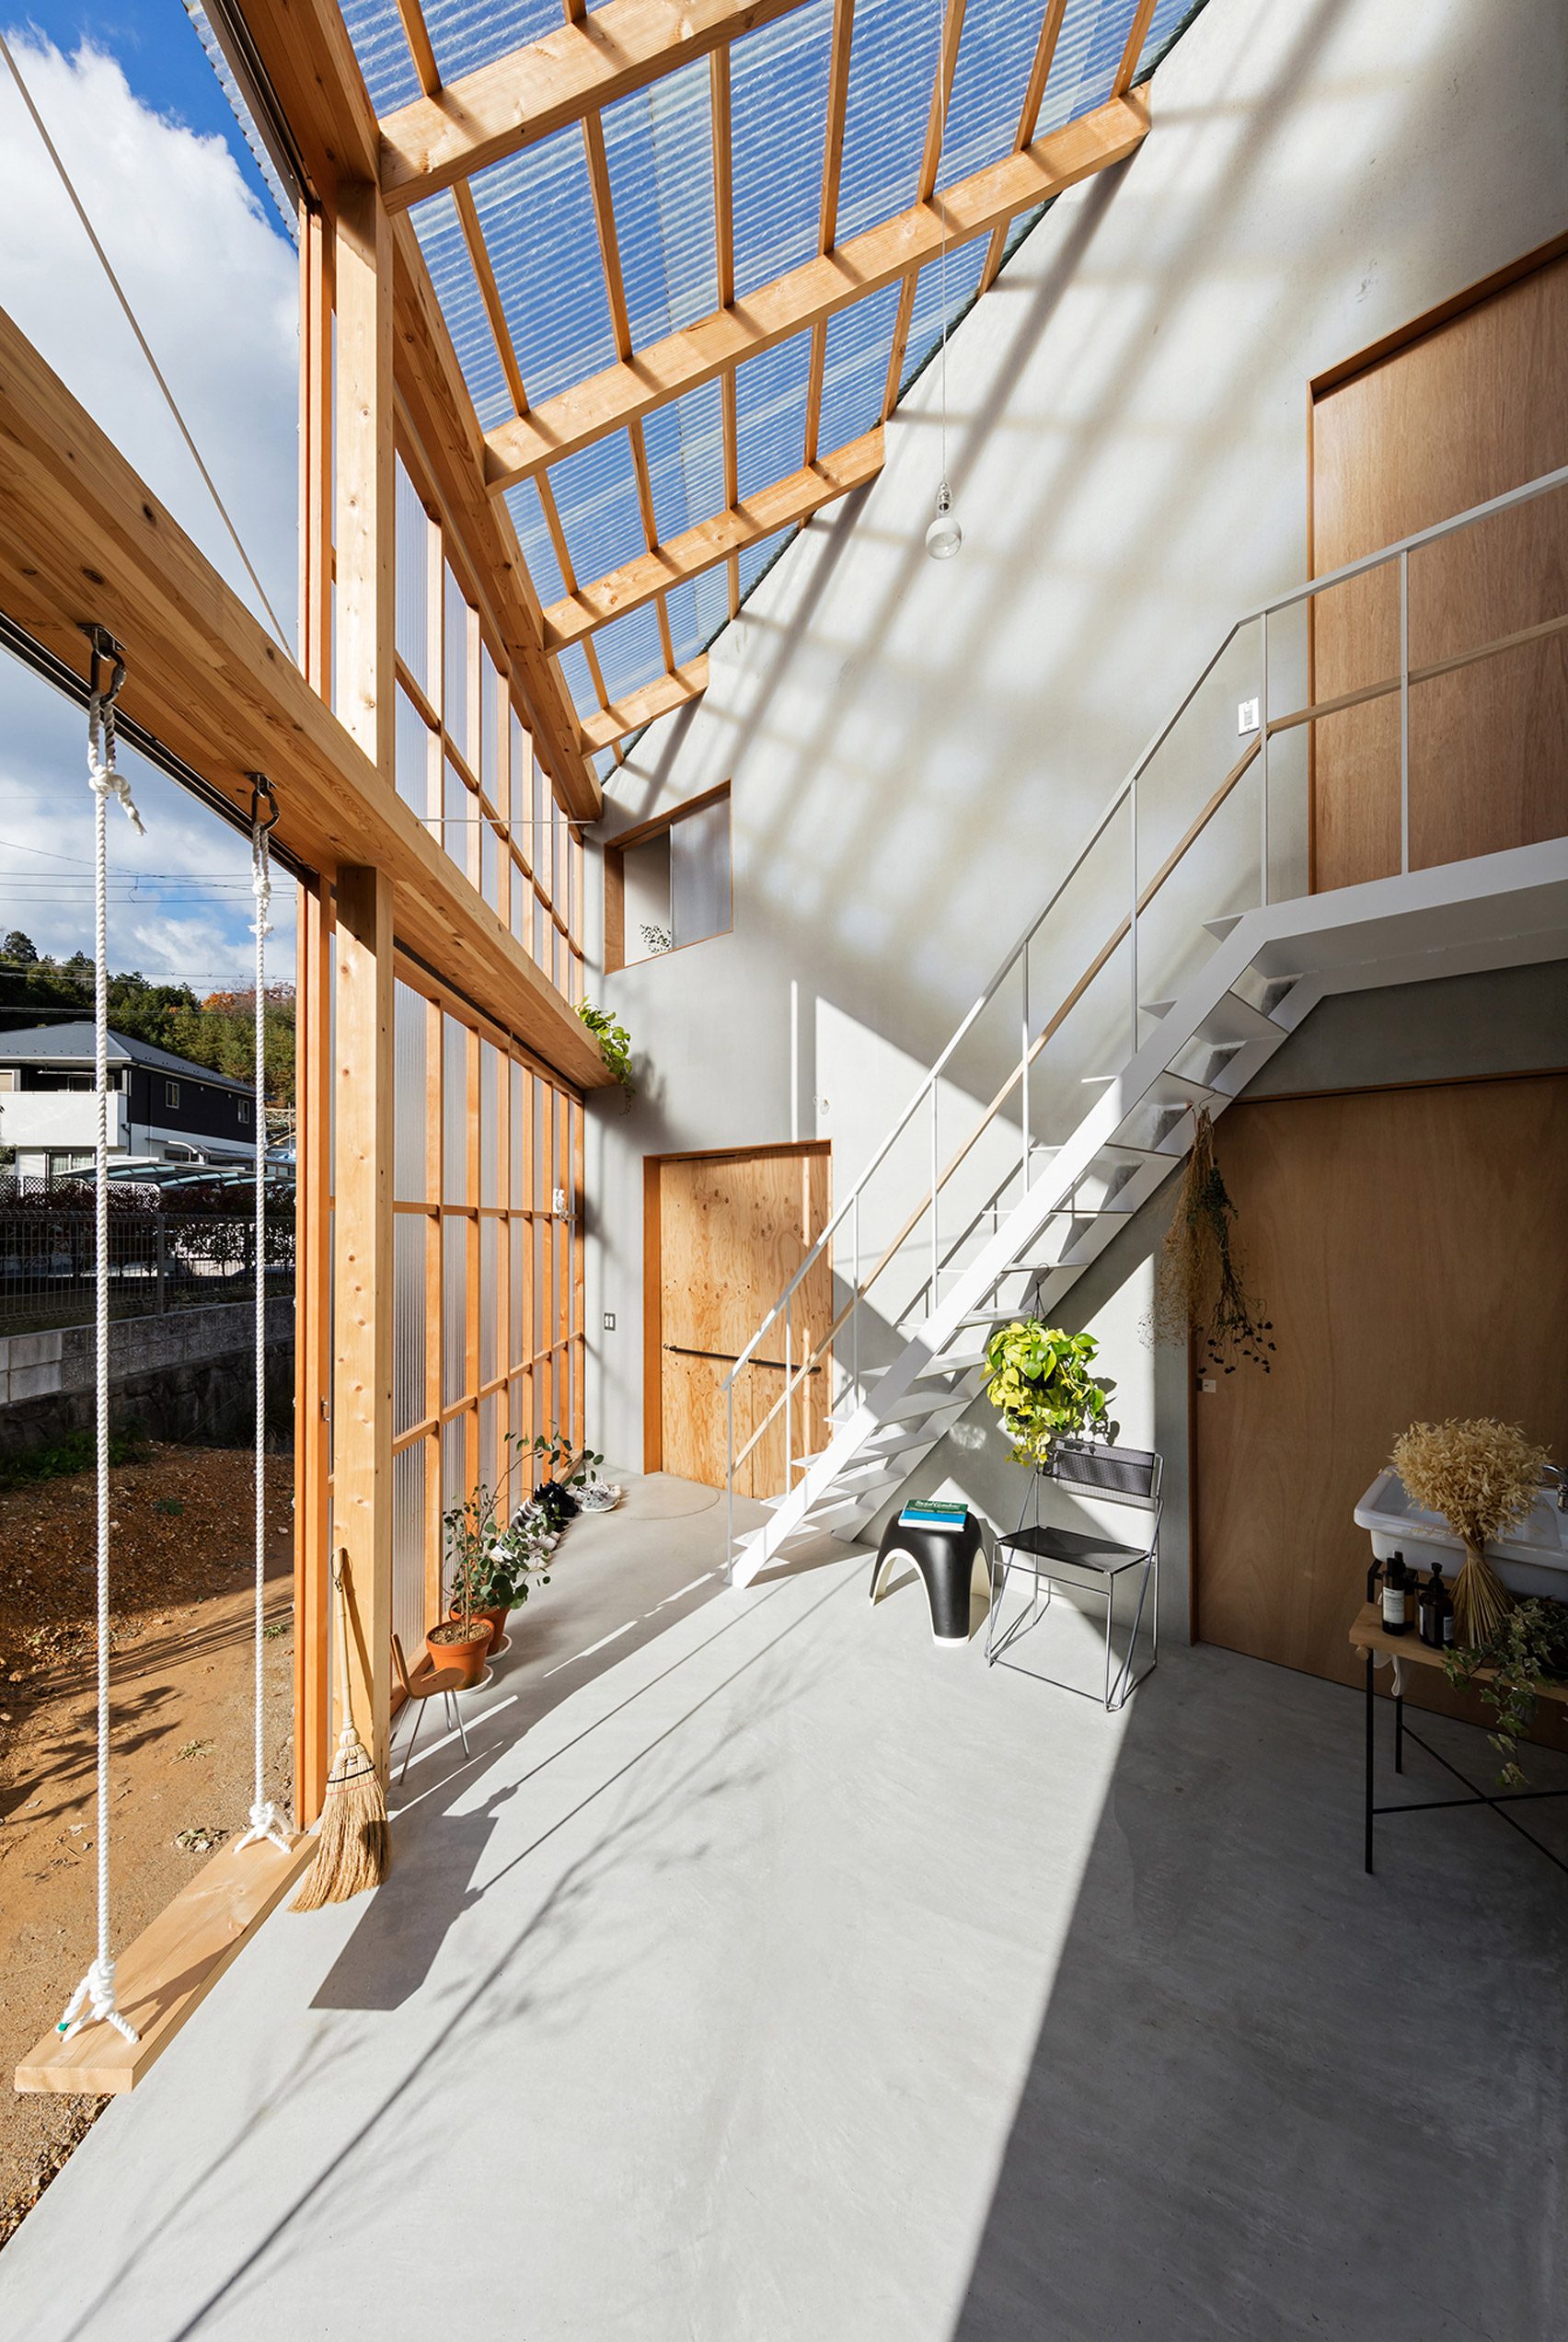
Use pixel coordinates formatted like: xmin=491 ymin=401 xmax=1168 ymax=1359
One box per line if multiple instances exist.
xmin=869 ymin=1513 xmax=986 ymax=1644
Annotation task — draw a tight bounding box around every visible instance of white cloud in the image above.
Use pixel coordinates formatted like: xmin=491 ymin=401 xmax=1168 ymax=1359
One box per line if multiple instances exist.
xmin=0 ymin=31 xmax=296 ymax=634
xmin=0 ymin=33 xmax=297 ymax=989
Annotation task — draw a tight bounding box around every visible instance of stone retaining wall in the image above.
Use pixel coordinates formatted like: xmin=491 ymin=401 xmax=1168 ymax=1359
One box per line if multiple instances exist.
xmin=0 ymin=1298 xmax=294 ymax=1457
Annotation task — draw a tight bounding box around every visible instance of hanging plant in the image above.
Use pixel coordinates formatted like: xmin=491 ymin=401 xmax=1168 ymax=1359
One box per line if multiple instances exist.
xmin=578 ymin=1000 xmax=635 ymax=1101
xmin=1443 ymin=1597 xmax=1568 ymax=1788
xmin=981 ymin=1321 xmax=1118 ymax=1471
xmin=1151 ymin=1107 xmax=1274 ymax=1372
xmin=1391 ymin=1416 xmax=1550 ymax=1648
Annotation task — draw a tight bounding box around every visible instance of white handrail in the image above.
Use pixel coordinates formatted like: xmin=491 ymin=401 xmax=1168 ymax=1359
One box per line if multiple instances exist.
xmin=723 ymin=462 xmax=1568 ymax=1485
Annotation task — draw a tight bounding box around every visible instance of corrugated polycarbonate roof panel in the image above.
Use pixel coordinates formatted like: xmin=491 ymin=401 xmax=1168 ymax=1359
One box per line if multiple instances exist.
xmin=730 ymin=0 xmax=835 ymax=300
xmin=642 ymin=381 xmax=728 ymax=541
xmin=421 ymin=0 xmax=568 ymax=88
xmin=901 ymin=233 xmax=989 ymax=397
xmin=665 ymin=567 xmax=733 ymax=665
xmin=738 ymin=525 xmax=797 ymax=599
xmin=594 ymin=601 xmax=668 ymax=704
xmin=469 ymin=125 xmax=617 ymax=406
xmin=340 ymin=0 xmax=421 ymax=113
xmin=548 ymin=430 xmax=650 ymax=586
xmin=733 ymin=331 xmax=813 ymax=501
xmin=504 ymin=479 xmax=569 ymax=610
xmin=556 ymin=640 xmax=598 ymax=721
xmin=937 ymin=0 xmax=1043 ymax=188
xmin=818 ymin=281 xmax=902 ymax=452
xmin=1036 ymin=0 xmax=1134 ymax=135
xmin=409 ymin=190 xmax=513 ymax=432
xmin=833 ymin=0 xmax=940 ymax=247
xmin=602 ymin=60 xmax=718 ymax=349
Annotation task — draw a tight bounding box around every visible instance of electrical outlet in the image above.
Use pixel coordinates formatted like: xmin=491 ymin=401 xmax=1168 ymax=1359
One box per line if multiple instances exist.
xmin=603 ymin=1311 xmax=617 ymax=1332
xmin=1237 ymin=698 xmax=1260 ymax=734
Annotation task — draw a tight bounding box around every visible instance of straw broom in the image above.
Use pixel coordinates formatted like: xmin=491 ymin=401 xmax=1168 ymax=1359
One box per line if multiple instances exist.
xmin=293 ymin=1551 xmax=389 ymax=1909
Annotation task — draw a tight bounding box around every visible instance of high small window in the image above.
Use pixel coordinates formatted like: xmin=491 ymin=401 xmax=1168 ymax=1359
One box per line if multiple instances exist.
xmin=238 ymin=1100 xmax=251 ymax=1125
xmin=165 ymin=1079 xmax=180 ymax=1107
xmin=605 ymin=783 xmax=732 ymax=972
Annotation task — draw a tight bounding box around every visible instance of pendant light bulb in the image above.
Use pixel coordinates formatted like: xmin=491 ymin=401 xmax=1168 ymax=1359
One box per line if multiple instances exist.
xmin=926 ymin=479 xmax=963 ymax=561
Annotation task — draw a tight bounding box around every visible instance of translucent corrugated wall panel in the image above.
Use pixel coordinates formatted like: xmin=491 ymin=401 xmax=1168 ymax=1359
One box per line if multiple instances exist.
xmin=396 ymin=687 xmax=432 ymax=821
xmin=441 ymin=1412 xmax=467 ymax=1532
xmin=731 ymin=0 xmax=834 ymax=300
xmin=509 ymin=1214 xmax=525 ymax=1370
xmin=443 ymin=1016 xmax=467 ymax=1205
xmin=480 ymin=810 xmax=500 ymax=914
xmin=478 ymin=1041 xmax=498 ymax=1207
xmin=393 ymin=979 xmax=427 ymax=1204
xmin=478 ymin=1390 xmax=499 ymax=1503
xmin=671 ymin=796 xmax=732 ymax=947
xmin=395 ymin=458 xmax=430 ymax=694
xmin=391 ymin=1439 xmax=427 ymax=1660
xmin=393 ymin=1212 xmax=427 ymax=1436
xmin=444 ymin=568 xmax=471 ymax=764
xmin=444 ymin=761 xmax=472 ymax=884
xmin=479 ymin=645 xmax=500 ymax=802
xmin=510 ymin=1063 xmax=525 ymax=1209
xmin=603 ymin=59 xmax=717 ymax=348
xmin=443 ymin=1211 xmax=467 ymax=1408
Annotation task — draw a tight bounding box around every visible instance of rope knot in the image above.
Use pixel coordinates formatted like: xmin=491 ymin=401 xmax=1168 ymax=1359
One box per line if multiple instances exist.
xmin=86 ymin=693 xmax=144 ymax=835
xmin=236 ymin=1799 xmax=295 ymax=1856
xmin=59 ymin=1955 xmax=139 ymax=2045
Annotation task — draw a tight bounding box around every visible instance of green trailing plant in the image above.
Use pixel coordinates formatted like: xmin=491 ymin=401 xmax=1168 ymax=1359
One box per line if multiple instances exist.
xmin=578 ymin=1001 xmax=634 ymax=1100
xmin=981 ymin=1322 xmax=1118 ymax=1470
xmin=1151 ymin=1107 xmax=1274 ymax=1372
xmin=1444 ymin=1597 xmax=1568 ymax=1788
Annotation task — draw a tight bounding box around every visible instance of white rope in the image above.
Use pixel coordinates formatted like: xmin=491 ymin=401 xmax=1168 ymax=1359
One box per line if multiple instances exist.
xmin=59 ymin=663 xmax=140 ymax=2048
xmin=235 ymin=791 xmax=293 ymax=1857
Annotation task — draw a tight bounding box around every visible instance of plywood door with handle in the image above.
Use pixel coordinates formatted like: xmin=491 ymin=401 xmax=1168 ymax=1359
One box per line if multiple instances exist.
xmin=656 ymin=1147 xmax=831 ymax=1496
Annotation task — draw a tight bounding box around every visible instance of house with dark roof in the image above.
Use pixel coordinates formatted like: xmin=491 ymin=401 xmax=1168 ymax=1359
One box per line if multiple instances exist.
xmin=0 ymin=1022 xmax=255 ymax=1180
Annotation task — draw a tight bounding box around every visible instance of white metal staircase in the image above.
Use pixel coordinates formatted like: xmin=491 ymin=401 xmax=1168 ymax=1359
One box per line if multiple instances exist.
xmin=725 ymin=464 xmax=1568 ymax=1585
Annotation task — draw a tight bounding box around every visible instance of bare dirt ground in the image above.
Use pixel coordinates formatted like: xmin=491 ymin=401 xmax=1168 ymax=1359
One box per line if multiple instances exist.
xmin=0 ymin=1444 xmax=293 ymax=2249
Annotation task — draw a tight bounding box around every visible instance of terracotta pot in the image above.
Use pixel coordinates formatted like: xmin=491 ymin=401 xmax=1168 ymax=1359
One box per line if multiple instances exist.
xmin=450 ymin=1600 xmax=510 ymax=1656
xmin=426 ymin=1618 xmax=491 ymax=1688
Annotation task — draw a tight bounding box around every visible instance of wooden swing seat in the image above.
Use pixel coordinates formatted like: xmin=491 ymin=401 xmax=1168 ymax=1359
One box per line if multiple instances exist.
xmin=15 ymin=1830 xmax=314 ymax=2096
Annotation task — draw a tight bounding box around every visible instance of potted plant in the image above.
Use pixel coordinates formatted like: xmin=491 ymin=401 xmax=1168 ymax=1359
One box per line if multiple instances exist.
xmin=431 ymin=1485 xmax=502 ymax=1686
xmin=1390 ymin=1416 xmax=1551 ymax=1646
xmin=981 ymin=1321 xmax=1118 ymax=1469
xmin=1445 ymin=1596 xmax=1568 ymax=1787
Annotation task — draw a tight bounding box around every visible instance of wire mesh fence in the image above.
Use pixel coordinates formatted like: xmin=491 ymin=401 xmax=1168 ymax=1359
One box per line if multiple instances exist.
xmin=0 ymin=1178 xmax=294 ymax=1337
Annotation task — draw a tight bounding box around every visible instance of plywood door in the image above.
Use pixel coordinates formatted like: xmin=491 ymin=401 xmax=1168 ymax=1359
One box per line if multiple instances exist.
xmin=655 ymin=1148 xmax=831 ymax=1495
xmin=1311 ymin=252 xmax=1568 ymax=891
xmin=1193 ymin=1076 xmax=1568 ymax=1712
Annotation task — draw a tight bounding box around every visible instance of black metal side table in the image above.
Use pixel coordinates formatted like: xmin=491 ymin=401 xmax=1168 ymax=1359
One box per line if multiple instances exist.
xmin=869 ymin=1513 xmax=986 ymax=1644
xmin=1351 ymin=1602 xmax=1568 ymax=1876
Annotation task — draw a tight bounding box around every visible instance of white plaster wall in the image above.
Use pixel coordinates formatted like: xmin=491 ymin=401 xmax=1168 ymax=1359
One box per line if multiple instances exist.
xmin=581 ymin=0 xmax=1568 ymax=1620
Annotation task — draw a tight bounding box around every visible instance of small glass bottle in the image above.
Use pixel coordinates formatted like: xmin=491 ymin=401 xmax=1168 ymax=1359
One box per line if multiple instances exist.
xmin=1419 ymin=1561 xmax=1453 ymax=1649
xmin=1380 ymin=1552 xmax=1410 ymax=1635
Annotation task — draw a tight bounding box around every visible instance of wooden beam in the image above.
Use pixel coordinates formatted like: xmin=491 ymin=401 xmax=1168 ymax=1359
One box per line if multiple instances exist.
xmin=334 ymin=180 xmax=396 ymax=777
xmin=579 ymin=658 xmax=709 ymax=751
xmin=1113 ymin=0 xmax=1159 ymax=95
xmin=483 ymin=92 xmax=1148 ymax=487
xmin=298 ymin=203 xmax=334 ymax=693
xmin=543 ymin=428 xmax=882 ymax=646
xmin=379 ymin=0 xmax=814 ymax=209
xmin=15 ymin=1833 xmax=315 ymax=2094
xmin=805 ymin=0 xmax=855 ymax=459
xmin=293 ymin=879 xmax=332 ymax=1828
xmin=332 ymin=866 xmax=396 ymax=1779
xmin=0 ymin=302 xmax=610 ymax=1090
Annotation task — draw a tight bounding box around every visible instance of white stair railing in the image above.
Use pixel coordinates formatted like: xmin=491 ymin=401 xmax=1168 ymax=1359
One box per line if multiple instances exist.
xmin=723 ymin=461 xmax=1568 ymax=1568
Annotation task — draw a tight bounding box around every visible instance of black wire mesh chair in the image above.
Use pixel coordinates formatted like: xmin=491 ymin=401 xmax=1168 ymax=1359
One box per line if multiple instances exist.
xmin=985 ymin=1438 xmax=1161 ymax=1710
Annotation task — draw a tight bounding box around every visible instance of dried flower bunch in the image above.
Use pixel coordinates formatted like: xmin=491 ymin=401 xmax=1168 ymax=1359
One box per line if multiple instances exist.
xmin=1391 ymin=1416 xmax=1551 ymax=1646
xmin=1151 ymin=1108 xmax=1274 ymax=1372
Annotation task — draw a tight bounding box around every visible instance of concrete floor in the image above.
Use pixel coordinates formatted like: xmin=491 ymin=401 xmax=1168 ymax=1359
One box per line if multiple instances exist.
xmin=2 ymin=1473 xmax=1566 ymax=2339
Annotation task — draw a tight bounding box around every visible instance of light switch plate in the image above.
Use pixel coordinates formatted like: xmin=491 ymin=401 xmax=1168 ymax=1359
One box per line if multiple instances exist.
xmin=1237 ymin=698 xmax=1260 ymax=734
xmin=603 ymin=1311 xmax=617 ymax=1331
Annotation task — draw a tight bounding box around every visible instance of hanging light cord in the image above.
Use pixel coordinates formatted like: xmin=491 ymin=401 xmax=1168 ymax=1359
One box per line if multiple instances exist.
xmin=0 ymin=30 xmax=290 ymax=649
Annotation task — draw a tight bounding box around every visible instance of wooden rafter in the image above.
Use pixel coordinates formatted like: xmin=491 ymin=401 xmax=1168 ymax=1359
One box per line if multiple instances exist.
xmin=882 ymin=0 xmax=967 ymax=417
xmin=579 ymin=659 xmax=709 ymax=752
xmin=543 ymin=428 xmax=882 ymax=646
xmin=380 ymin=0 xmax=814 ymax=209
xmin=1113 ymin=0 xmax=1159 ymax=95
xmin=484 ymin=93 xmax=1149 ymax=489
xmin=979 ymin=0 xmax=1069 ymax=293
xmin=391 ymin=0 xmax=439 ymax=98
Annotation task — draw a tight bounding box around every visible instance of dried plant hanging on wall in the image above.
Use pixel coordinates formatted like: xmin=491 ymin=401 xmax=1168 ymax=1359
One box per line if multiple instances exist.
xmin=1151 ymin=1107 xmax=1274 ymax=1372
